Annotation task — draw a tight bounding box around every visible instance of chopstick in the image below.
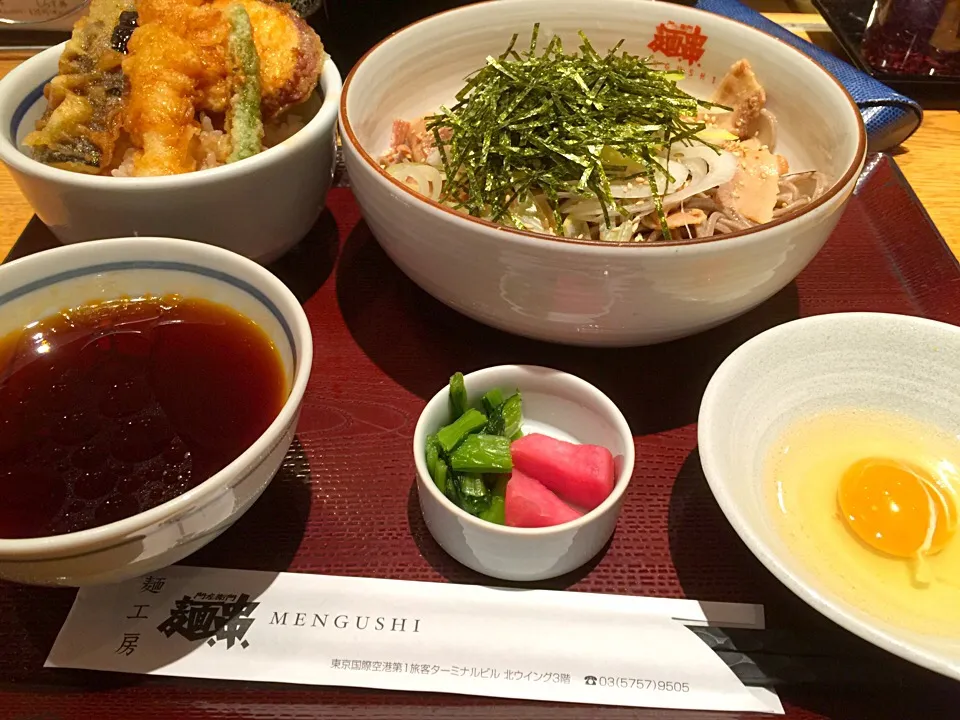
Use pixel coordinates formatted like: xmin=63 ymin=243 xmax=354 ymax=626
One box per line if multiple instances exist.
xmin=687 ymin=626 xmax=935 ymax=688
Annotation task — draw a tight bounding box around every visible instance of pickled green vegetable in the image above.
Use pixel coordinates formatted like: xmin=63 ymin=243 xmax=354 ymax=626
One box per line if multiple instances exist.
xmin=425 ymin=434 xmax=441 ymax=479
xmin=425 ymin=373 xmax=524 ymax=523
xmin=458 ymin=473 xmax=492 ymax=516
xmin=485 ymin=407 xmax=505 ymax=436
xmin=481 ymin=388 xmax=504 ymax=416
xmin=484 ymin=389 xmax=521 ymax=436
xmin=479 ymin=475 xmax=509 ymax=525
xmin=449 ymin=372 xmax=468 ymax=420
xmin=501 ymin=393 xmax=523 ymax=439
xmin=435 ymin=460 xmax=450 ymax=497
xmin=437 ymin=408 xmax=487 ymax=453
xmin=449 ymin=434 xmax=513 ymax=474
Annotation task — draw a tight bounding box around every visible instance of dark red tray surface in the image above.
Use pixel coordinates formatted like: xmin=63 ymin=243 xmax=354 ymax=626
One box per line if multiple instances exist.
xmin=2 ymin=154 xmax=960 ymax=720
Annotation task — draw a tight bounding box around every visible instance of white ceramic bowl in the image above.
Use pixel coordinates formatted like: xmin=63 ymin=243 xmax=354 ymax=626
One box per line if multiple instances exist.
xmin=0 ymin=237 xmax=313 ymax=587
xmin=413 ymin=365 xmax=635 ymax=581
xmin=698 ymin=312 xmax=960 ymax=680
xmin=0 ymin=43 xmax=342 ymax=264
xmin=341 ymin=0 xmax=867 ymax=347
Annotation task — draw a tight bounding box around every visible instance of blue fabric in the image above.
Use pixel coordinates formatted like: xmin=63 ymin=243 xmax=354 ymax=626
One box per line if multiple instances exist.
xmin=695 ymin=0 xmax=923 ymax=152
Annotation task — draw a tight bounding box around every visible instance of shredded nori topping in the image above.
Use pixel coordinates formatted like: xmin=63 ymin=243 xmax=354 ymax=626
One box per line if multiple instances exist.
xmin=426 ymin=25 xmax=725 ymax=237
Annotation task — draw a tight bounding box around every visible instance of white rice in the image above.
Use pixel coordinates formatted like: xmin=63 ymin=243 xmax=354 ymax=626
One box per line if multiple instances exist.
xmin=110 ymin=112 xmax=305 ymax=177
xmin=111 ymin=149 xmax=137 ymax=178
xmin=262 ymin=114 xmax=305 ymax=148
xmin=196 ymin=113 xmax=231 ymax=170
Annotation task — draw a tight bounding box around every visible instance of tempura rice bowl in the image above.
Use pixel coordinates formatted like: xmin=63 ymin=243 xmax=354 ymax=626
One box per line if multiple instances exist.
xmin=0 ymin=43 xmax=342 ymax=264
xmin=341 ymin=0 xmax=866 ymax=346
xmin=110 ymin=113 xmax=306 ymax=178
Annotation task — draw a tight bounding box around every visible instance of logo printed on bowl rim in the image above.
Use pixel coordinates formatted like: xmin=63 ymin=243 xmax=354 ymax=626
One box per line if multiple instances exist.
xmin=648 ymin=21 xmax=708 ymax=67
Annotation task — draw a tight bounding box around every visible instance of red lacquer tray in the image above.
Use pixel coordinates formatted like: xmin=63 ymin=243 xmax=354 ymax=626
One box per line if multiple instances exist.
xmin=1 ymin=154 xmax=960 ymax=720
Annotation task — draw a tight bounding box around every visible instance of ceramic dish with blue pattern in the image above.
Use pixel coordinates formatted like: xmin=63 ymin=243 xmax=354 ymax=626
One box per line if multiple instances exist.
xmin=0 ymin=41 xmax=341 ymax=263
xmin=0 ymin=237 xmax=313 ymax=587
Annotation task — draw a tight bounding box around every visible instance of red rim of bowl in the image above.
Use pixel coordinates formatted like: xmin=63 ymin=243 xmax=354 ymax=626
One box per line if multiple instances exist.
xmin=340 ymin=0 xmax=868 ymax=249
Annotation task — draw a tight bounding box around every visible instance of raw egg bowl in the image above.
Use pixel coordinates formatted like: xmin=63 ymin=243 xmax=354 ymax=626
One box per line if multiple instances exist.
xmin=698 ymin=312 xmax=960 ymax=680
xmin=0 ymin=238 xmax=312 ymax=587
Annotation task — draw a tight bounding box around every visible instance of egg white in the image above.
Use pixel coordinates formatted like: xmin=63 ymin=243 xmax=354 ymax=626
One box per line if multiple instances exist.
xmin=765 ymin=408 xmax=960 ymax=637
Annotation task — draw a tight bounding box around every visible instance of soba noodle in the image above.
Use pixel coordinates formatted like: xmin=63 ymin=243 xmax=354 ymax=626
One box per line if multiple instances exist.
xmin=379 ymin=49 xmax=831 ymax=245
xmin=684 ymin=171 xmax=830 ymax=241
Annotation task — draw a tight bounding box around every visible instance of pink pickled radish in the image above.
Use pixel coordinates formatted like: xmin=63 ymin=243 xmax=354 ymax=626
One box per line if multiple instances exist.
xmin=504 ymin=469 xmax=583 ymax=528
xmin=511 ymin=433 xmax=615 ymax=511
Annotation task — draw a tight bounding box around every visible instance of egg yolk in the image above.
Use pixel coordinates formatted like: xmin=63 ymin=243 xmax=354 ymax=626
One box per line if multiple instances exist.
xmin=837 ymin=458 xmax=958 ymax=559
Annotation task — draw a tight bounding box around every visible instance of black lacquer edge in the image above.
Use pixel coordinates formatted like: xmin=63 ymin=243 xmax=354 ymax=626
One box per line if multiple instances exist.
xmin=811 ymin=0 xmax=960 ymax=109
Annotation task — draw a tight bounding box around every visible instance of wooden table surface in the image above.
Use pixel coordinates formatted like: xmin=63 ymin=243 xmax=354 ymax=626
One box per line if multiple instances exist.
xmin=1 ymin=12 xmax=958 ymax=260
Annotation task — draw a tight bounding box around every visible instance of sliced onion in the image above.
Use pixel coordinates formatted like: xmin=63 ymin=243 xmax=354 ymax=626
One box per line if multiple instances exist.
xmin=561 ymin=197 xmax=616 ymax=223
xmin=384 ymin=162 xmax=444 ymax=202
xmin=607 ymin=179 xmax=654 ymax=200
xmin=565 ymin=144 xmax=737 ymax=220
xmin=617 ymin=152 xmax=733 ymax=216
xmin=654 ymin=146 xmax=738 ymax=210
xmin=512 ymin=193 xmax=556 ymax=235
xmin=755 ymin=109 xmax=778 ymax=151
xmin=663 ymin=159 xmax=691 ymax=193
xmin=608 ymin=158 xmax=689 ymax=199
xmin=562 ymin=217 xmax=591 ymax=239
xmin=598 ymin=218 xmax=638 ymax=243
xmin=600 ymin=146 xmax=645 ymax=177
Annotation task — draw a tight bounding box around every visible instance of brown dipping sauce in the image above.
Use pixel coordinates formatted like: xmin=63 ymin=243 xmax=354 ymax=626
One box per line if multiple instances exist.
xmin=0 ymin=296 xmax=287 ymax=540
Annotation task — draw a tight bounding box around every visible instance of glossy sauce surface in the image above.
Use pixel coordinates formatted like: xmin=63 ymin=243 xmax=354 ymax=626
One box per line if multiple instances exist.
xmin=0 ymin=296 xmax=286 ymax=539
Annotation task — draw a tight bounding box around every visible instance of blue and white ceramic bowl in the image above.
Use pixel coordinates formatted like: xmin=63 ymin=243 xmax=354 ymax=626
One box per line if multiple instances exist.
xmin=0 ymin=238 xmax=313 ymax=586
xmin=0 ymin=43 xmax=341 ymax=264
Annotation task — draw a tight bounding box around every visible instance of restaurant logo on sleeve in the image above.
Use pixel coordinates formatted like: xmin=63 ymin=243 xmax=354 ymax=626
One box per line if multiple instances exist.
xmin=269 ymin=611 xmax=423 ymax=633
xmin=154 ymin=591 xmax=425 ymax=651
xmin=157 ymin=592 xmax=260 ymax=649
xmin=648 ymin=22 xmax=708 ymax=66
